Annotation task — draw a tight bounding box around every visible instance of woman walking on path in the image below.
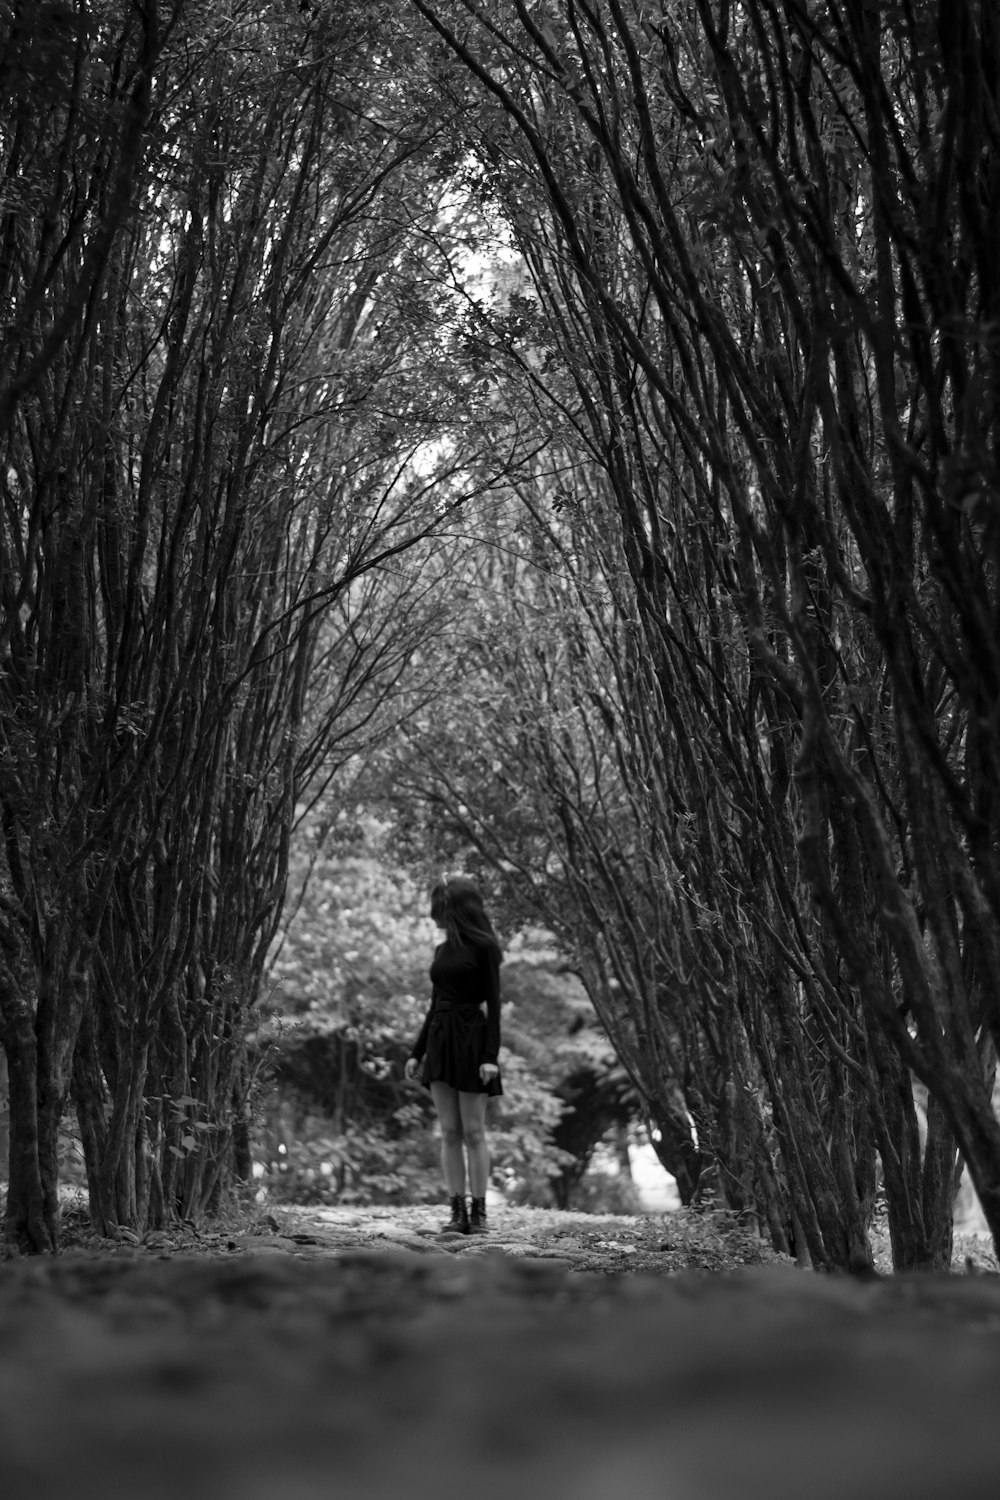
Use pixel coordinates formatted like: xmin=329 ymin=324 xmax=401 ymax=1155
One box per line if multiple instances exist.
xmin=405 ymin=877 xmax=502 ymax=1235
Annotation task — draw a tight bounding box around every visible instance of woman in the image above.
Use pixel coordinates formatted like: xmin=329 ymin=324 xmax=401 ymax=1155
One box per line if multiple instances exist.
xmin=405 ymin=876 xmax=502 ymax=1235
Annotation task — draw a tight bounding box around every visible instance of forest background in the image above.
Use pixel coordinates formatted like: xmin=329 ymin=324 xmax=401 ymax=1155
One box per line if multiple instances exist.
xmin=0 ymin=0 xmax=998 ymax=1276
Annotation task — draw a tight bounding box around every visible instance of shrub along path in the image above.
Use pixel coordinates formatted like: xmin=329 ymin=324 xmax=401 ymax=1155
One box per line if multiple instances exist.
xmin=2 ymin=1203 xmax=1000 ymax=1500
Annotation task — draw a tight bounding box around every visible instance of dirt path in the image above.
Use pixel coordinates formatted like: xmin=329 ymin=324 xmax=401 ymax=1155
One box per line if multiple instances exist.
xmin=251 ymin=1200 xmax=782 ymax=1274
xmin=2 ymin=1204 xmax=1000 ymax=1500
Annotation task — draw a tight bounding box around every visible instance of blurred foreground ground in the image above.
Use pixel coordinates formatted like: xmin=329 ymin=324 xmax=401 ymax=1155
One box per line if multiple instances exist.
xmin=2 ymin=1205 xmax=1000 ymax=1500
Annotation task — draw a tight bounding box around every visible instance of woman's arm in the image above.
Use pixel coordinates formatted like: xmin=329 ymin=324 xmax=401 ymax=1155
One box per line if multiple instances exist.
xmin=480 ymin=944 xmax=501 ymax=1062
xmin=409 ymin=995 xmax=435 ymax=1064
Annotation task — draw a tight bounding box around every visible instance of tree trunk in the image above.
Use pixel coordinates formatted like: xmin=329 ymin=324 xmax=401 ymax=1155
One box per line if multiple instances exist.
xmin=921 ymin=1092 xmax=958 ymax=1272
xmin=865 ymin=1025 xmax=937 ymax=1271
xmin=72 ymin=1005 xmax=113 ymax=1232
xmin=0 ymin=1048 xmax=9 ymax=1182
xmin=0 ymin=988 xmax=56 ymax=1253
xmin=939 ymin=1085 xmax=1000 ymax=1257
xmin=648 ymin=1101 xmax=702 ymax=1207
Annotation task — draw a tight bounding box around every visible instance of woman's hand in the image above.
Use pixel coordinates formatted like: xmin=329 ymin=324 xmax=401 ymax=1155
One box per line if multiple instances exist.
xmin=479 ymin=1063 xmax=499 ymax=1084
xmin=404 ymin=1057 xmax=419 ymax=1081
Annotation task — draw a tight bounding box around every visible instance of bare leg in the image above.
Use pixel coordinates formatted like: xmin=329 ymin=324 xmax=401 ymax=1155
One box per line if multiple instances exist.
xmin=458 ymin=1091 xmax=490 ymax=1198
xmin=430 ymin=1083 xmax=465 ymax=1194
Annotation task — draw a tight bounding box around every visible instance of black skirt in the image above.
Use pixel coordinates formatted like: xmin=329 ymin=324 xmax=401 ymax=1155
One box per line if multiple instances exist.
xmin=419 ymin=1003 xmax=503 ymax=1096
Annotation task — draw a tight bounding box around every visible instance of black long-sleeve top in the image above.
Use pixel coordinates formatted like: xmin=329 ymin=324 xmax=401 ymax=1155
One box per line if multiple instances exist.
xmin=410 ymin=939 xmax=502 ymax=1064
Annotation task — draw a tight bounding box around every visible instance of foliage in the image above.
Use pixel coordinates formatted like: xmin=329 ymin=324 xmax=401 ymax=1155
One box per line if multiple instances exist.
xmin=653 ymin=1208 xmax=789 ymax=1275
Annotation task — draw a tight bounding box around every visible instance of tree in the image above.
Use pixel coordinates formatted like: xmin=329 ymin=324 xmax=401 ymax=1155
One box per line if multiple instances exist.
xmin=0 ymin=0 xmax=521 ymax=1248
xmin=0 ymin=0 xmax=182 ymax=1251
xmin=399 ymin=0 xmax=1000 ymax=1266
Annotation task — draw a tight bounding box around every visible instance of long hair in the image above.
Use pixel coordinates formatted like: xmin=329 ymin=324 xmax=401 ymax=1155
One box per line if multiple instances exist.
xmin=431 ymin=877 xmax=501 ymax=953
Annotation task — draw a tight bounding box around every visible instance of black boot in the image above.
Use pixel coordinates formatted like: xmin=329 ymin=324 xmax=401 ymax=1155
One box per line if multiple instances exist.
xmin=441 ymin=1194 xmax=469 ymax=1235
xmin=468 ymin=1196 xmax=488 ymax=1235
